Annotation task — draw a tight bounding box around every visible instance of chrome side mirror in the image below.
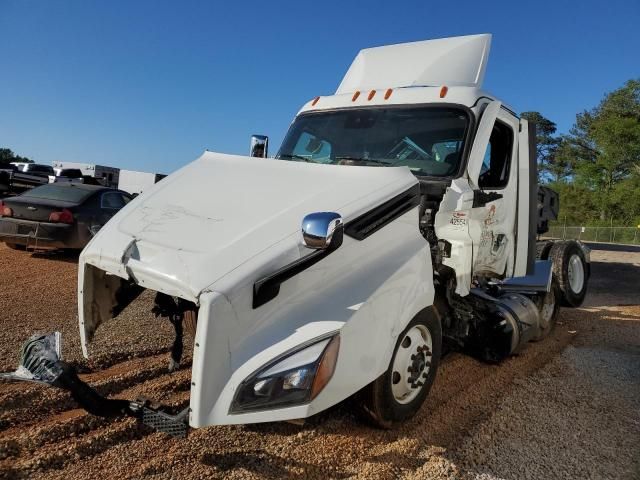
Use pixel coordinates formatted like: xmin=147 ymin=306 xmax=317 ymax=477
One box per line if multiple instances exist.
xmin=250 ymin=135 xmax=269 ymax=158
xmin=302 ymin=212 xmax=343 ymax=250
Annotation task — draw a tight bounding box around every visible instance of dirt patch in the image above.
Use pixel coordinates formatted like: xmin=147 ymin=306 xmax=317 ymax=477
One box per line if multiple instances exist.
xmin=0 ymin=243 xmax=639 ymax=479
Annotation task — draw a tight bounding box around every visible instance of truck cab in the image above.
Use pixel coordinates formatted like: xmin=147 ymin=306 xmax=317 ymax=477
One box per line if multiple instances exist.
xmin=4 ymin=34 xmax=590 ymax=435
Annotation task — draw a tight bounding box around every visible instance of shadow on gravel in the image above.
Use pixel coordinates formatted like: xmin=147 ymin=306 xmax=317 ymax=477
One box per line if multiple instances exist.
xmin=585 ymin=261 xmax=640 ymax=307
xmin=30 ymin=248 xmax=80 ymax=264
xmin=201 ymin=450 xmax=351 ymax=479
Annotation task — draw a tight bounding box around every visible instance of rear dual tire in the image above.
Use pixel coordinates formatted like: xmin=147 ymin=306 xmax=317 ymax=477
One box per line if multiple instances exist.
xmin=359 ymin=308 xmax=441 ymax=428
xmin=548 ymin=241 xmax=589 ymax=307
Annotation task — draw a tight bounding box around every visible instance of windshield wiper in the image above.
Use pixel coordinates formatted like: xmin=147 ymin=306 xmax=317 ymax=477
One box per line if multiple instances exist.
xmin=278 ymin=154 xmax=318 ymax=163
xmin=334 ymin=156 xmax=391 ymax=166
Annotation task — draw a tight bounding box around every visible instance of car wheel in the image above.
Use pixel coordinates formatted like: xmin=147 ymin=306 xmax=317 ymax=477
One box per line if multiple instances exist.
xmin=359 ymin=308 xmax=442 ymax=428
xmin=531 ymin=275 xmax=560 ymax=341
xmin=549 ymin=241 xmax=589 ymax=307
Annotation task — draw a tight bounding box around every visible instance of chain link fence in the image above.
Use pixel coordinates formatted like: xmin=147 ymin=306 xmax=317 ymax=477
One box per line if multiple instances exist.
xmin=545 ymin=226 xmax=640 ymax=245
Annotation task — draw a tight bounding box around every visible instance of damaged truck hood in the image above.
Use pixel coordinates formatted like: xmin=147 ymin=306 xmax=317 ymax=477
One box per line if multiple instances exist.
xmin=80 ymin=151 xmax=418 ymax=303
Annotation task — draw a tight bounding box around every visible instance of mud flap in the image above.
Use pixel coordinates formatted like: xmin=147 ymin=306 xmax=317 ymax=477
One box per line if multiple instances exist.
xmin=1 ymin=332 xmax=189 ymax=438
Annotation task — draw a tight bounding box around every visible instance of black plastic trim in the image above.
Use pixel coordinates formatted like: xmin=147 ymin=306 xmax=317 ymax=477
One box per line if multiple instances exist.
xmin=344 ymin=184 xmax=420 ymax=241
xmin=527 ymin=121 xmax=538 ymax=276
xmin=253 ymin=226 xmax=344 ymax=309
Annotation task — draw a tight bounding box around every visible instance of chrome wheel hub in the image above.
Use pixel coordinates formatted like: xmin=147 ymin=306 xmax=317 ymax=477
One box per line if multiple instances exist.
xmin=391 ymin=325 xmax=433 ymax=404
xmin=567 ymin=254 xmax=585 ymax=294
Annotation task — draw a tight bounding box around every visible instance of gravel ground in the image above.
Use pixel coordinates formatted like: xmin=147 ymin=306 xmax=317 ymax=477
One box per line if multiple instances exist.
xmin=0 ymin=244 xmax=638 ymax=479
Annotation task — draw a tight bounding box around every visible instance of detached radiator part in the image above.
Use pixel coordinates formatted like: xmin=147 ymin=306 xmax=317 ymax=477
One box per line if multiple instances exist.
xmin=0 ymin=332 xmax=189 ymax=438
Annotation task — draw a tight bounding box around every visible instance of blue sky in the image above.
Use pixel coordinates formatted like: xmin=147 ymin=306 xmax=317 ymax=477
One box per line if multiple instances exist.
xmin=1 ymin=0 xmax=638 ymax=174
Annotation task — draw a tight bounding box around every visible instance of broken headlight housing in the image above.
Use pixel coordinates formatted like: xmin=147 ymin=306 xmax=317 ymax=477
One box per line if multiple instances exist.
xmin=230 ymin=335 xmax=340 ymax=413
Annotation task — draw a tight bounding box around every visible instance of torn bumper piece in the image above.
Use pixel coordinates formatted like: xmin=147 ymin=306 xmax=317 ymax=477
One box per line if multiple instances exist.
xmin=0 ymin=333 xmax=189 ymax=438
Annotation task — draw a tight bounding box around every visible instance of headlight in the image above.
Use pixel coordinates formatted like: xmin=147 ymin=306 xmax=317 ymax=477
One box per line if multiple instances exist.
xmin=230 ymin=335 xmax=340 ymax=413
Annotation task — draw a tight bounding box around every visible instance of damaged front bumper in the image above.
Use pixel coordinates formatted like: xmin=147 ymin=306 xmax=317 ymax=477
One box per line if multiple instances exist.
xmin=1 ymin=333 xmax=190 ymax=437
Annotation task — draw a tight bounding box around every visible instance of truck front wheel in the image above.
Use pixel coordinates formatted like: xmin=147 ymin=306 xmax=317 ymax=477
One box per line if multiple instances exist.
xmin=359 ymin=308 xmax=442 ymax=428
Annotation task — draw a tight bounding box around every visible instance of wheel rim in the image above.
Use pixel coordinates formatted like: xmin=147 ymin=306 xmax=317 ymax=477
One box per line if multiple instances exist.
xmin=567 ymin=254 xmax=585 ymax=294
xmin=391 ymin=325 xmax=433 ymax=404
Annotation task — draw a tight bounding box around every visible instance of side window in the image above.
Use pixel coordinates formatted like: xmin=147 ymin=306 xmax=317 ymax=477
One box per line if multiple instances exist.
xmin=101 ymin=192 xmax=126 ymax=209
xmin=292 ymin=131 xmax=332 ymax=162
xmin=479 ymin=121 xmax=513 ymax=190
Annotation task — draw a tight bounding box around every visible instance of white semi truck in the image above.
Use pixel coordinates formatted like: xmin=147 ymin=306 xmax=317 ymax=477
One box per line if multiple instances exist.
xmin=3 ymin=34 xmax=589 ymax=437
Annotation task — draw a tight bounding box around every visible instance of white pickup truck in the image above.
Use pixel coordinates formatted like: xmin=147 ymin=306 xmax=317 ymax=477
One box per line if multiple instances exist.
xmin=3 ymin=34 xmax=589 ymax=437
xmin=48 ymin=167 xmax=85 ymax=184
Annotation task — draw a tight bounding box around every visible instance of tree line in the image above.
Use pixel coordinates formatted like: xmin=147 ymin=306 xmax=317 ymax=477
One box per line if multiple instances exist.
xmin=522 ymin=79 xmax=640 ymax=227
xmin=0 ymin=148 xmax=34 ymax=167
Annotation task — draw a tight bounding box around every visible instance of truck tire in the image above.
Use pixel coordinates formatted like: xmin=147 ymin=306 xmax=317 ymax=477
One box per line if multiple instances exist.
xmin=549 ymin=241 xmax=589 ymax=307
xmin=531 ymin=275 xmax=560 ymax=341
xmin=359 ymin=307 xmax=441 ymax=428
xmin=536 ymin=240 xmax=554 ymax=260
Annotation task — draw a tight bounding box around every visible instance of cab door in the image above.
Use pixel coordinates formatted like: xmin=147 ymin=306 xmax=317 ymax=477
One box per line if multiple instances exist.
xmin=466 ymin=102 xmax=520 ymax=278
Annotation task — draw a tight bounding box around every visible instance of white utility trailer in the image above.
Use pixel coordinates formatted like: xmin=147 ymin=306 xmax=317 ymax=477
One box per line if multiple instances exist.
xmin=3 ymin=34 xmax=589 ymax=437
xmin=117 ymin=169 xmax=166 ymax=195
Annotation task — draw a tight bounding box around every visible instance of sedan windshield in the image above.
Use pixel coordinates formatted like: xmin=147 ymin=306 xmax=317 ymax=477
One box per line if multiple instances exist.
xmin=277 ymin=107 xmax=469 ymax=177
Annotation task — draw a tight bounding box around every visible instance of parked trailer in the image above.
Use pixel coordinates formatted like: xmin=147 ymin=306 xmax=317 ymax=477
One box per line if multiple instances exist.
xmin=52 ymin=161 xmax=120 ymax=188
xmin=2 ymin=34 xmax=589 ymax=438
xmin=117 ymin=169 xmax=166 ymax=195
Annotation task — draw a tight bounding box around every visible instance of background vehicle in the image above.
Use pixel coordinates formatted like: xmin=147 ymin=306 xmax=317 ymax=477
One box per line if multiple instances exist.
xmin=117 ymin=169 xmax=166 ymax=194
xmin=52 ymin=161 xmax=120 ymax=188
xmin=49 ymin=167 xmax=85 ymax=184
xmin=0 ymin=162 xmax=52 ymax=193
xmin=2 ymin=34 xmax=590 ymax=437
xmin=0 ymin=183 xmax=132 ymax=250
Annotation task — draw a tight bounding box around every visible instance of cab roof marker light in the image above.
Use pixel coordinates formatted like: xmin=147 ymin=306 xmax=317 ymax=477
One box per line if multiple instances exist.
xmin=311 ymin=96 xmax=320 ymax=106
xmin=440 ymin=85 xmax=449 ymax=98
xmin=352 ymin=91 xmax=361 ymax=102
xmin=367 ymin=90 xmax=376 ymax=100
xmin=384 ymin=88 xmax=393 ymax=100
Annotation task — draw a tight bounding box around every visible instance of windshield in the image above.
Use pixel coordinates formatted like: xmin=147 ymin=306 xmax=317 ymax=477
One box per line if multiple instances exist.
xmin=277 ymin=107 xmax=469 ymax=177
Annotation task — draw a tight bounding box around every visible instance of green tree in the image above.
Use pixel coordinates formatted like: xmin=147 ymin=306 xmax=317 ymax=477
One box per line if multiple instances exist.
xmin=566 ymin=79 xmax=640 ymax=220
xmin=0 ymin=147 xmax=34 ymax=167
xmin=520 ymin=111 xmax=563 ymax=182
